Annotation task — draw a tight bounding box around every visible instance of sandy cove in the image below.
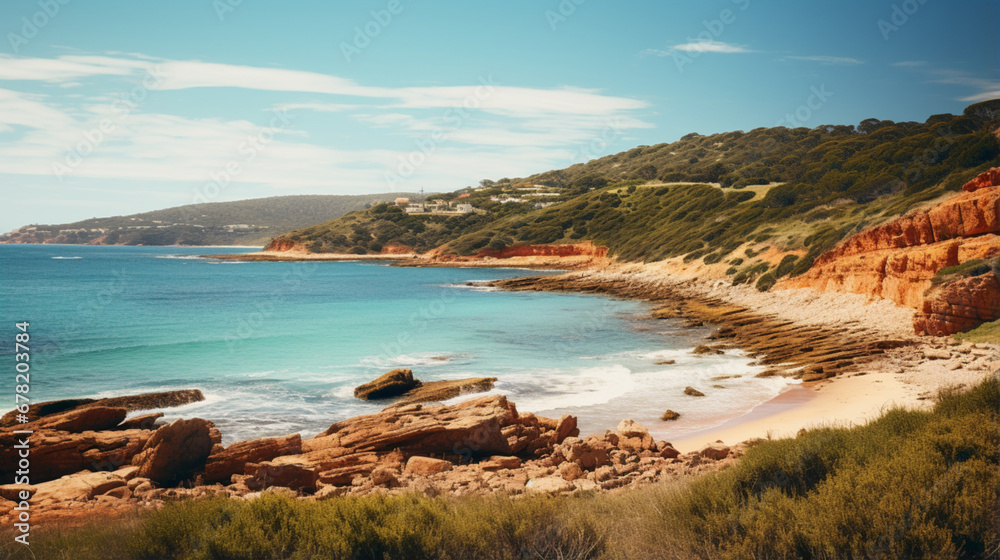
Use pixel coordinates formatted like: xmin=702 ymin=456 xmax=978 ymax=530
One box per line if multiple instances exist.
xmin=5 ymin=259 xmax=998 ymax=527
xmin=489 ymin=261 xmax=1000 ymax=452
xmin=202 ymin=245 xmax=1000 ymax=453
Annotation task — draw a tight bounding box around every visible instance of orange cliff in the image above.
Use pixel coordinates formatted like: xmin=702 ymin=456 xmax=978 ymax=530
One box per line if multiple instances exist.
xmin=265 ymin=237 xmax=300 ymax=251
xmin=779 ymin=168 xmax=1000 ymax=335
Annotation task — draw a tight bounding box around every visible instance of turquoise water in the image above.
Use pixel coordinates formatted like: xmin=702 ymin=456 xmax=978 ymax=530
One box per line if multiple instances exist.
xmin=1 ymin=245 xmax=793 ymax=443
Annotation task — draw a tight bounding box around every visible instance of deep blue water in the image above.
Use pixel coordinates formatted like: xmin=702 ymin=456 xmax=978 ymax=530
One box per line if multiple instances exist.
xmin=1 ymin=245 xmax=792 ymax=443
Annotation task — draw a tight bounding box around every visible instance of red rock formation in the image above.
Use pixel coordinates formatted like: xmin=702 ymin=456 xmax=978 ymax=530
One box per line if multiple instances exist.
xmin=781 ymin=169 xmax=1000 ymax=334
xmin=914 ymin=274 xmax=1000 ymax=336
xmin=266 ymin=237 xmax=298 ymax=251
xmin=963 ymin=167 xmax=1000 ymax=192
xmin=131 ymin=418 xmax=214 ymax=485
xmin=203 ymin=434 xmax=302 ymax=484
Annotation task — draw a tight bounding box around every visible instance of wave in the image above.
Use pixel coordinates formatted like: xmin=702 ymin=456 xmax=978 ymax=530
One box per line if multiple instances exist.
xmin=154 ymin=254 xmax=204 ymax=260
xmin=485 ymin=364 xmax=637 ymax=412
xmin=359 ymin=352 xmax=472 ymax=369
xmin=438 ymin=281 xmax=498 ymax=292
xmin=51 ymin=256 xmax=82 ymax=259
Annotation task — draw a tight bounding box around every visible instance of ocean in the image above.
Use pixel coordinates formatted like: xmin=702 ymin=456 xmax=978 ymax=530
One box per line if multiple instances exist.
xmin=0 ymin=244 xmax=795 ymax=444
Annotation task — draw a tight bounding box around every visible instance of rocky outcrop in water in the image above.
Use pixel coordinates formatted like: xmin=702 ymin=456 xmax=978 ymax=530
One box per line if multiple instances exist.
xmin=353 ymin=369 xmax=497 ymax=404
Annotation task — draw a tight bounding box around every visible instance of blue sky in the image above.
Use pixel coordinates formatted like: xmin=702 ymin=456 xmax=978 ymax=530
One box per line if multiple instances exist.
xmin=0 ymin=0 xmax=997 ymax=231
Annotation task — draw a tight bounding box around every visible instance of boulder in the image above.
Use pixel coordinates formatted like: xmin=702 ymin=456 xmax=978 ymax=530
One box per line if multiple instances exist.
xmin=204 ymin=434 xmax=302 ymax=484
xmin=320 ymin=396 xmax=515 ymax=456
xmin=406 ymin=456 xmax=453 ymax=476
xmin=353 ymin=368 xmax=419 ymax=400
xmin=661 ymin=410 xmax=681 ymax=421
xmin=31 ymin=471 xmax=127 ymax=506
xmin=525 ymin=476 xmax=575 ymax=493
xmin=555 ymin=414 xmax=579 ymax=443
xmin=394 ymin=377 xmax=497 ymax=405
xmin=616 ymin=420 xmax=656 ymax=453
xmin=131 ymin=418 xmax=213 ymax=486
xmin=480 ymin=456 xmax=521 ymax=471
xmin=558 ymin=461 xmax=584 ymax=481
xmin=560 ymin=437 xmax=612 ymax=470
xmin=0 ymin=428 xmax=154 ymax=482
xmin=684 ymin=387 xmax=706 ymax=397
xmin=692 ymin=345 xmax=723 ymax=355
xmin=699 ymin=443 xmax=731 ymax=461
xmin=245 ymin=461 xmax=318 ymax=492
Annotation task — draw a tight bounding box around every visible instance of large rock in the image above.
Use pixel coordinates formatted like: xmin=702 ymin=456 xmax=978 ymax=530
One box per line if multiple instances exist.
xmin=406 ymin=456 xmax=452 ymax=476
xmin=353 ymin=369 xmax=419 ymax=400
xmin=394 ymin=377 xmax=497 ymax=405
xmin=0 ymin=428 xmax=154 ymax=482
xmin=131 ymin=418 xmax=213 ymax=485
xmin=204 ymin=434 xmax=302 ymax=484
xmin=1 ymin=389 xmax=204 ymax=427
xmin=244 ymin=461 xmax=318 ymax=492
xmin=319 ymin=395 xmax=516 ymax=456
xmin=30 ymin=471 xmax=128 ymax=507
xmin=0 ymin=398 xmax=95 ymax=427
xmin=23 ymin=406 xmax=127 ymax=434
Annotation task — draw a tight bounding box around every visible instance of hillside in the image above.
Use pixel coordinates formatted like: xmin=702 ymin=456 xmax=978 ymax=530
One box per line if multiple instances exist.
xmin=1 ymin=193 xmax=414 ymax=246
xmin=268 ymin=100 xmax=1000 ymax=285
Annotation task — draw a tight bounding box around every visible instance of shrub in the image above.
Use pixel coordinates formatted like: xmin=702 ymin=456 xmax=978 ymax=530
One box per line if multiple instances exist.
xmin=755 ymin=273 xmax=777 ymax=291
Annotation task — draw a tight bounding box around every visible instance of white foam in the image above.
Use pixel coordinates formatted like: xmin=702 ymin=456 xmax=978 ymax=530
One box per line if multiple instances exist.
xmin=51 ymin=256 xmax=82 ymax=259
xmin=491 ymin=364 xmax=637 ymax=412
xmin=360 ymin=352 xmax=470 ymax=369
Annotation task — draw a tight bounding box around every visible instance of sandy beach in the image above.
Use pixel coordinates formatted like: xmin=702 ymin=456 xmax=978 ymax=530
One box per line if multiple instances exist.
xmin=492 ymin=262 xmax=1000 ymax=453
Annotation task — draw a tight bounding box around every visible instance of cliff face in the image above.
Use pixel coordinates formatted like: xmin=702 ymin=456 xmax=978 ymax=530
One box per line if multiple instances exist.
xmin=914 ymin=273 xmax=1000 ymax=336
xmin=265 ymin=237 xmax=299 ymax=251
xmin=780 ymin=168 xmax=1000 ymax=335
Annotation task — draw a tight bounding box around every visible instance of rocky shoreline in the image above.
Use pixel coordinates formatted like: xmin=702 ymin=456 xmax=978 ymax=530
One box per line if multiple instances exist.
xmin=0 ymin=388 xmax=743 ymax=528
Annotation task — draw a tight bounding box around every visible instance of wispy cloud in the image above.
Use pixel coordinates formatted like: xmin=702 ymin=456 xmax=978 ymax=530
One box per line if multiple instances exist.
xmin=644 ymin=40 xmax=751 ymax=56
xmin=782 ymin=55 xmax=864 ymax=65
xmin=0 ymin=53 xmax=654 ymax=195
xmin=918 ymin=68 xmax=1000 ymax=103
xmin=892 ymin=60 xmax=927 ymax=67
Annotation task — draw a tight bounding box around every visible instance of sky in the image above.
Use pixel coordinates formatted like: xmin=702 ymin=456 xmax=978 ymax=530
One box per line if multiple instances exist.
xmin=0 ymin=0 xmax=997 ymax=231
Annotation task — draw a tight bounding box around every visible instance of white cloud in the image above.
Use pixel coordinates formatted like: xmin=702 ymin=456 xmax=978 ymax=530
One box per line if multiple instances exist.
xmin=0 ymin=54 xmax=143 ymax=81
xmin=0 ymin=53 xmax=655 ymax=202
xmin=656 ymin=41 xmax=751 ymax=54
xmin=783 ymin=56 xmax=864 ymax=65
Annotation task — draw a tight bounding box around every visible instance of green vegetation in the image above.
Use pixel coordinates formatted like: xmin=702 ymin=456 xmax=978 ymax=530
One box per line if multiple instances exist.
xmin=21 ymin=376 xmax=1000 ymax=560
xmin=932 ymin=258 xmax=1000 ymax=285
xmin=275 ymin=101 xmax=1000 ymax=275
xmin=955 ymin=319 xmax=1000 ymax=344
xmin=0 ymin=194 xmax=413 ymax=246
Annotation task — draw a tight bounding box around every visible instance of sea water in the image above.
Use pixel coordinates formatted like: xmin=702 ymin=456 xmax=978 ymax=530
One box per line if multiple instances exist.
xmin=0 ymin=245 xmax=795 ymax=444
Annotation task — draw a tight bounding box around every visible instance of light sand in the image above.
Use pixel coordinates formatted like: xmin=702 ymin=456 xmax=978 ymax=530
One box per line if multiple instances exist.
xmin=551 ymin=262 xmax=1000 ymax=452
